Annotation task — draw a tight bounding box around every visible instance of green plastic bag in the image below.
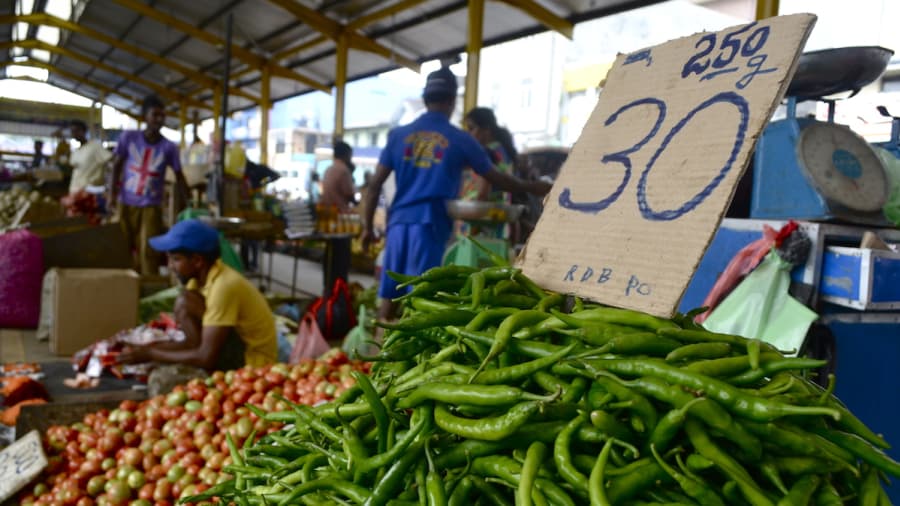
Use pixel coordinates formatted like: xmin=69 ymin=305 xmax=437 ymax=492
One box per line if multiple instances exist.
xmin=703 ymin=250 xmax=817 ymax=355
xmin=176 ymin=208 xmax=244 ymax=273
xmin=874 ymin=147 xmax=900 ymax=226
xmin=342 ymin=305 xmax=377 ymax=358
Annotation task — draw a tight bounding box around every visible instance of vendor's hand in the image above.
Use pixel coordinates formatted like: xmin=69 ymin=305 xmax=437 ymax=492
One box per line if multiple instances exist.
xmin=116 ymin=346 xmax=152 ymax=365
xmin=361 ymin=227 xmax=377 ymax=254
xmin=527 ymin=179 xmax=553 ymax=197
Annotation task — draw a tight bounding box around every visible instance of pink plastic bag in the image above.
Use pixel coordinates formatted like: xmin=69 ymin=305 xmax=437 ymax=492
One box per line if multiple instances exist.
xmin=696 ymin=221 xmax=800 ymax=323
xmin=0 ymin=230 xmax=44 ymax=328
xmin=289 ymin=313 xmax=331 ymax=363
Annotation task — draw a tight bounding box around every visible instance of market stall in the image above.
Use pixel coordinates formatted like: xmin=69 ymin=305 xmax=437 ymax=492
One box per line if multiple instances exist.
xmin=2 ymin=4 xmax=900 ymax=506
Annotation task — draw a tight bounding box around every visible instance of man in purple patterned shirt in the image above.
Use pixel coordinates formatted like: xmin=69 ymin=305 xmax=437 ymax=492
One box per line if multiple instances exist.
xmin=110 ymin=95 xmax=189 ymax=276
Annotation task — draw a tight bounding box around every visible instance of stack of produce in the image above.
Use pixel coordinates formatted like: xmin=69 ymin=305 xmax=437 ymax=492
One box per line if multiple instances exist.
xmin=0 ymin=188 xmax=58 ymax=229
xmin=187 ymin=264 xmax=899 ymax=505
xmin=21 ymin=353 xmax=369 ymax=506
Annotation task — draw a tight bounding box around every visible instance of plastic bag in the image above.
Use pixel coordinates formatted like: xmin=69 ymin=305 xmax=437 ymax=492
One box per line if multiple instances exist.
xmin=696 ymin=222 xmax=799 ymax=323
xmin=342 ymin=305 xmax=376 ymax=358
xmin=874 ymin=146 xmax=900 ymax=226
xmin=290 ymin=313 xmax=331 ymax=363
xmin=703 ymin=250 xmax=817 ymax=355
xmin=312 ymin=278 xmax=357 ymax=343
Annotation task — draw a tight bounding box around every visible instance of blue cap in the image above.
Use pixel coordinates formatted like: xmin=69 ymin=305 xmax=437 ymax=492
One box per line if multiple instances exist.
xmin=149 ymin=219 xmax=219 ymax=254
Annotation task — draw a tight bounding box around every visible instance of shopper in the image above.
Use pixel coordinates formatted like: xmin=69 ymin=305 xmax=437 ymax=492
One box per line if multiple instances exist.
xmin=362 ymin=66 xmax=551 ymax=323
xmin=30 ymin=139 xmax=46 ymax=169
xmin=68 ymin=120 xmax=112 ymax=194
xmin=110 ymin=94 xmax=189 ymax=276
xmin=319 ymin=141 xmax=357 ymax=291
xmin=320 ymin=141 xmax=357 ymax=211
xmin=460 ymin=107 xmax=518 ymax=238
xmin=117 ymin=219 xmax=277 ymax=371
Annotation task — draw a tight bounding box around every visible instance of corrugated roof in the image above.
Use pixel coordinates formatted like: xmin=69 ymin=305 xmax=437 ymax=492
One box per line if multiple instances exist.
xmin=2 ymin=0 xmax=664 ymax=127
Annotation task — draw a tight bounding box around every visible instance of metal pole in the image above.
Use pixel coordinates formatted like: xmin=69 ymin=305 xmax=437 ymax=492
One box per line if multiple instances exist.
xmin=464 ymin=0 xmax=484 ymax=115
xmin=218 ymin=12 xmax=233 ymax=215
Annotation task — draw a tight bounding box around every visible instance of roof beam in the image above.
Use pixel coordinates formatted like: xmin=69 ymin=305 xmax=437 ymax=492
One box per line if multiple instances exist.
xmin=3 ymin=76 xmax=143 ymax=122
xmin=266 ymin=0 xmax=420 ymax=72
xmin=1 ymin=40 xmax=213 ymax=111
xmin=0 ymin=13 xmax=260 ymax=103
xmin=347 ymin=0 xmax=430 ymax=30
xmin=0 ymin=59 xmax=143 ymax=110
xmin=109 ymin=0 xmax=330 ymax=93
xmin=495 ymin=0 xmax=574 ymax=39
xmin=79 ymin=0 xmax=157 ymax=94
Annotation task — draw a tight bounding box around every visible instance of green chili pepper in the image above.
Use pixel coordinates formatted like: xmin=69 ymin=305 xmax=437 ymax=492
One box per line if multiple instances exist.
xmin=648 ymin=397 xmax=704 ymax=452
xmin=394 ymin=278 xmax=469 ymax=302
xmin=536 ymin=293 xmax=565 ymax=312
xmin=659 ymin=327 xmax=780 ymax=353
xmin=355 ymin=405 xmax=431 ymax=475
xmin=665 ymin=342 xmax=732 ymax=363
xmin=810 ymin=428 xmax=900 ymax=477
xmin=684 ymin=418 xmax=774 ymax=506
xmin=594 ymin=333 xmax=682 ymax=357
xmin=553 ymin=414 xmax=589 ymax=497
xmin=577 ymin=358 xmax=840 ymax=422
xmin=447 ymin=326 xmax=565 ymax=359
xmin=588 ymin=438 xmax=615 ymax=506
xmin=727 ymin=357 xmax=829 ymax=386
xmin=651 ymin=444 xmax=725 ymax=506
xmin=551 ymin=307 xmax=677 ymax=332
xmin=409 ymin=297 xmax=457 ymax=313
xmin=434 ymin=400 xmax=540 ymax=441
xmin=482 ymin=292 xmax=539 ymax=309
xmin=588 ymin=410 xmax=636 ymax=442
xmin=447 ymin=476 xmax=474 ymax=506
xmin=775 ymin=474 xmax=819 ymax=506
xmin=814 ymin=481 xmax=844 ymax=506
xmin=471 ymin=310 xmax=550 ymax=380
xmin=471 ymin=343 xmax=576 ymax=385
xmin=589 ymin=374 xmax=658 ymax=433
xmin=464 ymin=307 xmax=518 ymax=331
xmin=398 ymin=265 xmax=477 ymax=288
xmin=517 ymin=442 xmax=546 ymax=506
xmin=468 ymin=271 xmax=486 ymax=310
xmin=606 ymin=460 xmax=671 ymax=504
xmin=363 ymin=438 xmax=426 ymax=506
xmin=396 ymin=383 xmax=558 ymax=410
xmin=378 ymin=309 xmax=476 ymax=331
xmin=358 ymin=337 xmax=436 ymax=362
xmin=352 ymin=371 xmax=390 ymax=454
xmin=793 ymin=379 xmax=890 ymax=449
xmin=859 ymin=466 xmax=881 ymax=506
xmin=557 ymin=323 xmax=646 ymax=347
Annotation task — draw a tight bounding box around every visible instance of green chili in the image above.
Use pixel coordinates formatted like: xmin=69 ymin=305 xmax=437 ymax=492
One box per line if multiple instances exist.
xmin=434 ymin=401 xmax=540 ymax=441
xmin=378 ymin=309 xmax=476 ymax=331
xmin=810 ymin=428 xmax=900 ymax=477
xmin=553 ymin=414 xmax=589 ymax=497
xmin=665 ymin=342 xmax=732 ymax=363
xmin=578 ymin=358 xmax=840 ymax=422
xmin=517 ymin=442 xmax=546 ymax=506
xmin=775 ymin=474 xmax=819 ymax=506
xmin=589 ymin=438 xmax=615 ymax=506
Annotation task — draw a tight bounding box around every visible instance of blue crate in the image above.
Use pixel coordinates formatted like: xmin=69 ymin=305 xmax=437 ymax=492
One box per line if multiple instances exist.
xmin=821 ymin=246 xmax=900 ymax=310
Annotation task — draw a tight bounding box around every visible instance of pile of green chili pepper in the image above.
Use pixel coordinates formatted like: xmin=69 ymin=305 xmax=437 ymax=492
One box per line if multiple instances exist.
xmin=182 ymin=261 xmax=899 ymax=506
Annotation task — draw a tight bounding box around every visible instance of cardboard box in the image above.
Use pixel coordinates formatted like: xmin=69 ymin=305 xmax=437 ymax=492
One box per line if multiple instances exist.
xmin=47 ymin=268 xmax=140 ymax=356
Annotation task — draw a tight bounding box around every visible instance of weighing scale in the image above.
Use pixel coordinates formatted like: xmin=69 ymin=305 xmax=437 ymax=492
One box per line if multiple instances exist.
xmin=751 ymin=46 xmax=895 ymax=224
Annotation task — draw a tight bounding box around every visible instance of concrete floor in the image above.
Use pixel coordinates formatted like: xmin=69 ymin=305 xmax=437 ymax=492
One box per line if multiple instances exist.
xmin=1 ymin=250 xmax=377 ymax=364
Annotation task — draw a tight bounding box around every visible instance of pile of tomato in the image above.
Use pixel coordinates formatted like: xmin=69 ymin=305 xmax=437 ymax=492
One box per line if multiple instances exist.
xmin=21 ymin=351 xmax=370 ymax=506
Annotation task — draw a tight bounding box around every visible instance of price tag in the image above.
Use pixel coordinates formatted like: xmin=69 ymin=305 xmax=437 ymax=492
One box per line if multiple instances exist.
xmin=519 ymin=14 xmax=816 ymax=317
xmin=0 ymin=430 xmax=48 ymax=502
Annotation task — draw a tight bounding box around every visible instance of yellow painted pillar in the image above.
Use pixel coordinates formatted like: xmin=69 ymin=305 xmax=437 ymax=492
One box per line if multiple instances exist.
xmin=464 ymin=0 xmax=485 ymax=115
xmin=334 ymin=32 xmax=349 ymax=140
xmin=179 ymin=101 xmax=187 ymax=149
xmin=260 ymin=65 xmax=271 ymax=165
xmin=755 ymin=0 xmax=779 ymax=19
xmin=213 ymin=89 xmax=222 ymax=143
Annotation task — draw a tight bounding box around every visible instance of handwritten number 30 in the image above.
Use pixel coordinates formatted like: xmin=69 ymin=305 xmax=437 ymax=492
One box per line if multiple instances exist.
xmin=559 ymin=92 xmax=749 ymax=221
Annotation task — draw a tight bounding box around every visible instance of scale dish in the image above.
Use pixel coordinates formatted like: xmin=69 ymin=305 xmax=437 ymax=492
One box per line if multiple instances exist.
xmin=446 ymin=200 xmax=526 ymax=223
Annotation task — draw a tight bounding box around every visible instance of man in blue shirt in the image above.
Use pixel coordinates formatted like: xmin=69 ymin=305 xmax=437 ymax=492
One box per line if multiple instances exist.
xmin=362 ymin=67 xmax=550 ymax=323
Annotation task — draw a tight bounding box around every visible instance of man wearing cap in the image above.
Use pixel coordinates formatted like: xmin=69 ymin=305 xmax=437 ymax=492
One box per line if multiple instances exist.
xmin=117 ymin=219 xmax=277 ymax=371
xmin=362 ymin=66 xmax=551 ymax=323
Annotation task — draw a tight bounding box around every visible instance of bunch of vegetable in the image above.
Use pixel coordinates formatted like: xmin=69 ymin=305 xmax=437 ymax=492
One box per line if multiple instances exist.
xmin=21 ymin=355 xmax=370 ymax=506
xmin=186 ymin=262 xmax=899 ymax=505
xmin=0 ymin=188 xmax=57 ymax=229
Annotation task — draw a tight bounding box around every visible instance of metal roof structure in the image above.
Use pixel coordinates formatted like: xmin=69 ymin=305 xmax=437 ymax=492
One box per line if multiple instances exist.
xmin=1 ymin=0 xmax=665 ymax=128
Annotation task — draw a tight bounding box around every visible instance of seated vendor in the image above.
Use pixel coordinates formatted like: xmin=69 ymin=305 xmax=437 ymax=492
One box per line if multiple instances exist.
xmin=118 ymin=219 xmax=277 ymax=371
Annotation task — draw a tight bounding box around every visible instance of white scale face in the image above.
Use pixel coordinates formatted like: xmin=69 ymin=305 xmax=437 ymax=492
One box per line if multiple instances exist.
xmin=796 ymin=122 xmax=889 ymax=212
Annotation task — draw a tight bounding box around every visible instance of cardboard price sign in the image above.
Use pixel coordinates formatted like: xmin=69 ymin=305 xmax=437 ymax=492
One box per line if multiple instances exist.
xmin=0 ymin=430 xmax=48 ymax=502
xmin=519 ymin=14 xmax=816 ymax=317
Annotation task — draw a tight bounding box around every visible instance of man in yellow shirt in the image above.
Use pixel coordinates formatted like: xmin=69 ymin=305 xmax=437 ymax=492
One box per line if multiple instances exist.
xmin=118 ymin=219 xmax=277 ymax=371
